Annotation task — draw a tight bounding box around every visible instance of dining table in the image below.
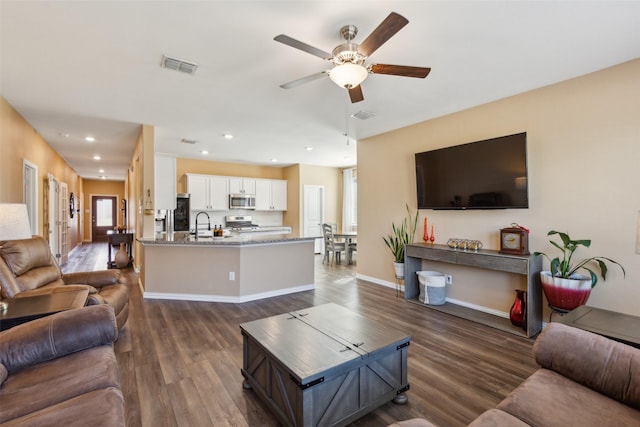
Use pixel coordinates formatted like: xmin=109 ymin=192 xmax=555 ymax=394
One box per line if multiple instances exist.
xmin=334 ymin=232 xmax=357 ymax=264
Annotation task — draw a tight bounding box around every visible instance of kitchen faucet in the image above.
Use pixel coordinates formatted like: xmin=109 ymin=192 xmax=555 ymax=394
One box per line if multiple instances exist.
xmin=194 ymin=211 xmax=211 ymax=240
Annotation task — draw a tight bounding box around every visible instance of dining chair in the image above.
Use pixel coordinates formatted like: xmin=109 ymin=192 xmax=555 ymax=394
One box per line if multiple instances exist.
xmin=322 ymin=223 xmax=346 ymax=264
xmin=347 ymin=242 xmax=357 ymax=265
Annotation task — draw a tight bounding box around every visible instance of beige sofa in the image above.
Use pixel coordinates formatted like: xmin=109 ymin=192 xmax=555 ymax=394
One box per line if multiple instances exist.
xmin=0 ymin=236 xmax=129 ymax=330
xmin=0 ymin=304 xmax=124 ymax=426
xmin=390 ymin=322 xmax=640 ymax=426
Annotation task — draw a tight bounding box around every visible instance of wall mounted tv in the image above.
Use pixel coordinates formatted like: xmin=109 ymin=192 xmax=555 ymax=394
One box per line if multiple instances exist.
xmin=415 ymin=132 xmax=528 ymax=210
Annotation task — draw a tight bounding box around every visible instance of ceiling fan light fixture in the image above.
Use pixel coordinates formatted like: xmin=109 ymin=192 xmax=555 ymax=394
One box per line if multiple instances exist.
xmin=329 ymin=63 xmax=368 ymax=89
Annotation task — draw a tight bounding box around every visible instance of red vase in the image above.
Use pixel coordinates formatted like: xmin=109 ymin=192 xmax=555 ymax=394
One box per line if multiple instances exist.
xmin=509 ymin=290 xmax=527 ymax=331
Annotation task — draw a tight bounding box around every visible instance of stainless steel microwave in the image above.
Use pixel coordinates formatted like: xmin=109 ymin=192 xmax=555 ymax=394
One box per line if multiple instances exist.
xmin=229 ymin=193 xmax=256 ymax=210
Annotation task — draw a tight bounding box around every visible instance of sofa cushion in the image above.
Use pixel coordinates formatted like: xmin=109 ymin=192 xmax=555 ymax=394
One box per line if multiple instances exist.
xmin=468 ymin=409 xmax=530 ymax=426
xmin=534 ymin=322 xmax=640 ymax=409
xmin=0 ymin=345 xmax=120 ymax=423
xmin=1 ymin=305 xmax=117 ymax=372
xmin=1 ymin=386 xmax=124 ymax=427
xmin=0 ymin=237 xmax=53 ymax=277
xmin=496 ymin=368 xmax=640 ymax=426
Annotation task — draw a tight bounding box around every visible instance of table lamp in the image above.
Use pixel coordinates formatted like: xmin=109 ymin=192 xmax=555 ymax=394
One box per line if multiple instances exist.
xmin=0 ymin=203 xmax=32 ymax=241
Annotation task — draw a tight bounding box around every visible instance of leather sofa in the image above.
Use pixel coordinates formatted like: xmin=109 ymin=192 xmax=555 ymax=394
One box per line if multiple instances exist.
xmin=389 ymin=322 xmax=640 ymax=426
xmin=0 ymin=236 xmax=129 ymax=330
xmin=0 ymin=304 xmax=125 ymax=426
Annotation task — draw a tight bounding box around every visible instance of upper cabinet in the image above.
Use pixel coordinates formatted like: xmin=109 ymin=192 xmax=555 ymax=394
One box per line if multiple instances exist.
xmin=186 ymin=174 xmax=229 ymax=211
xmin=155 ymin=154 xmax=177 ymax=210
xmin=228 ymin=178 xmax=256 ymax=195
xmin=186 ymin=174 xmax=286 ymax=211
xmin=255 ymin=179 xmax=287 ymax=211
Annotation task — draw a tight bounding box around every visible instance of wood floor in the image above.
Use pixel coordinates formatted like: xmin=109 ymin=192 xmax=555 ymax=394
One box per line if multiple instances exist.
xmin=63 ymin=243 xmax=539 ymax=427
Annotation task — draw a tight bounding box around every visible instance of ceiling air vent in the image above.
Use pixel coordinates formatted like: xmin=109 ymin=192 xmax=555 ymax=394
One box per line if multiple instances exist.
xmin=162 ymin=55 xmax=199 ymax=75
xmin=351 ymin=110 xmax=376 ymax=120
xmin=180 ymin=138 xmax=198 ymax=145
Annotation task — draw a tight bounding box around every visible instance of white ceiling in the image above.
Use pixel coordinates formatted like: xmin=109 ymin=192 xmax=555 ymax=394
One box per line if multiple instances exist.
xmin=2 ymin=1 xmax=639 ymax=181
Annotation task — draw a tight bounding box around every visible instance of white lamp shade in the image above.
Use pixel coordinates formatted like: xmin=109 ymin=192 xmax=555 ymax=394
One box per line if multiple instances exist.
xmin=329 ymin=63 xmax=368 ymax=89
xmin=0 ymin=203 xmax=32 ymax=241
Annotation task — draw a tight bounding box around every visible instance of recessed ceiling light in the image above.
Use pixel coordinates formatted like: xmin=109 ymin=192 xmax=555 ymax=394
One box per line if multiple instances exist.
xmin=99 ymin=169 xmax=105 ymax=173
xmin=100 ymin=176 xmax=107 ymax=180
xmin=201 ymin=150 xmax=209 ymax=155
xmin=93 ymin=155 xmax=101 ymax=160
xmin=223 ymin=133 xmax=233 ymax=140
xmin=305 ymin=146 xmax=313 ymax=151
xmin=85 ymin=136 xmax=95 ymax=142
xmin=271 ymin=158 xmax=278 ymax=163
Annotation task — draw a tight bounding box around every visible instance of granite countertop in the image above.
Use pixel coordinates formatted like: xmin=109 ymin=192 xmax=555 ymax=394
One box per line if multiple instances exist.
xmin=139 ymin=232 xmax=315 ymax=246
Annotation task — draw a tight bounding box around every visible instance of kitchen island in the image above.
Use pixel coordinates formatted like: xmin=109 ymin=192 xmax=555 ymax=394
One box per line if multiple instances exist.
xmin=140 ymin=233 xmax=316 ymax=303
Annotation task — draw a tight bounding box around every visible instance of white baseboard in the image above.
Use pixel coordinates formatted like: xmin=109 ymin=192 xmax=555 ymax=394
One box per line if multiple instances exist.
xmin=356 ymin=274 xmax=509 ymax=318
xmin=143 ymin=284 xmax=315 ymax=303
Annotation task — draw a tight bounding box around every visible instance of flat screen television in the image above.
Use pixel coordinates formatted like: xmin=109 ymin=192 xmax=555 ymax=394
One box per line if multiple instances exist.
xmin=415 ymin=132 xmax=528 ymax=210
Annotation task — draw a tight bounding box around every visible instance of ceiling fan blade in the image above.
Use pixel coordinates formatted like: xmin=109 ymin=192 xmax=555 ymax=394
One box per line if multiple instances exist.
xmin=274 ymin=35 xmax=333 ymax=60
xmin=358 ymin=12 xmax=409 ymax=57
xmin=280 ymin=71 xmax=328 ymax=89
xmin=369 ymin=64 xmax=431 ymax=78
xmin=348 ymin=85 xmax=364 ymax=103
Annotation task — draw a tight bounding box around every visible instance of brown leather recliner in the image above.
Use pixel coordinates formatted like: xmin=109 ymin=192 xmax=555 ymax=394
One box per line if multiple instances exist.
xmin=0 ymin=236 xmax=129 ymax=330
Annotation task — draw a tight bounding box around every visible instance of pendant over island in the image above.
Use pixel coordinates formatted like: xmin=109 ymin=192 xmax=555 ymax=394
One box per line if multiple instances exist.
xmin=139 ymin=233 xmax=316 ymax=303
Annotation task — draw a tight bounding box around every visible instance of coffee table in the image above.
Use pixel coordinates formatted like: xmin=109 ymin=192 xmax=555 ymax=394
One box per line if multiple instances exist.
xmin=559 ymin=305 xmax=640 ymax=348
xmin=0 ymin=289 xmax=89 ymax=331
xmin=240 ymin=303 xmax=411 ymax=427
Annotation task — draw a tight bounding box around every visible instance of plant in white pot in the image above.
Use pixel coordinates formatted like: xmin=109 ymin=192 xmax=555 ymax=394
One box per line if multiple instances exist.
xmin=382 ymin=204 xmax=418 ymax=279
xmin=534 ymin=230 xmax=625 ymax=311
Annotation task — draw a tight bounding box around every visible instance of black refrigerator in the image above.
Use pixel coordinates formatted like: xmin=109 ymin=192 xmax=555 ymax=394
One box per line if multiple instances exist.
xmin=174 ymin=193 xmax=190 ymax=231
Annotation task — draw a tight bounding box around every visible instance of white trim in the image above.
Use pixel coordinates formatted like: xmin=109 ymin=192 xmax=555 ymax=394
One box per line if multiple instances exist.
xmin=445 ymin=297 xmax=509 ymax=319
xmin=356 ymin=273 xmax=397 ymax=289
xmin=357 ymin=274 xmax=510 ymax=318
xmin=143 ymin=283 xmax=315 ymax=303
xmin=22 ymin=159 xmax=39 ymax=235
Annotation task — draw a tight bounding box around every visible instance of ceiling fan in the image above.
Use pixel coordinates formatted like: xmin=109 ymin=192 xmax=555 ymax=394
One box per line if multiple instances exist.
xmin=274 ymin=12 xmax=431 ymax=103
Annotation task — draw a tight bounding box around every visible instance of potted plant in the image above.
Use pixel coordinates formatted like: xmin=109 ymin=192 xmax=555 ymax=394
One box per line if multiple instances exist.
xmin=382 ymin=204 xmax=418 ymax=279
xmin=534 ymin=230 xmax=625 ymax=311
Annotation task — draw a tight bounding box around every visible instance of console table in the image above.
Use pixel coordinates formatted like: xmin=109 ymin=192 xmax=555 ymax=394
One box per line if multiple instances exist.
xmin=405 ymin=244 xmax=542 ymax=337
xmin=106 ymin=231 xmax=133 ymax=269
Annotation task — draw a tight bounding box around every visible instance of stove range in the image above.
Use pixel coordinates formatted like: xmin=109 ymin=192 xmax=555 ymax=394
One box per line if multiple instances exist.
xmin=225 ymin=215 xmax=260 ymax=231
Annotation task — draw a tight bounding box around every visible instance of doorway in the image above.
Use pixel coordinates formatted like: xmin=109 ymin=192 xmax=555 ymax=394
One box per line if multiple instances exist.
xmin=91 ymin=196 xmax=117 ymax=242
xmin=303 ymin=185 xmax=324 ymax=254
xmin=23 ymin=159 xmax=38 ymax=235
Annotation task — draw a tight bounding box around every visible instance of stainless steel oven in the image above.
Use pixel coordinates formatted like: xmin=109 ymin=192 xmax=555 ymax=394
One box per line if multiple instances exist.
xmin=229 ymin=193 xmax=256 ymax=210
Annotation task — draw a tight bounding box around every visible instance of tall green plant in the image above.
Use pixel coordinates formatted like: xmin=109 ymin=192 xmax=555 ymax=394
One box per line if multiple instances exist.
xmin=533 ymin=230 xmax=625 ymax=288
xmin=382 ymin=204 xmax=418 ymax=263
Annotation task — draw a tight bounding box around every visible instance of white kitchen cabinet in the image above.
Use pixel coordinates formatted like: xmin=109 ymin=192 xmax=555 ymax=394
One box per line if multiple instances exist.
xmin=228 ymin=177 xmax=256 ymax=195
xmin=154 ymin=154 xmax=177 ymax=210
xmin=186 ymin=174 xmax=229 ymax=211
xmin=255 ymin=179 xmax=287 ymax=211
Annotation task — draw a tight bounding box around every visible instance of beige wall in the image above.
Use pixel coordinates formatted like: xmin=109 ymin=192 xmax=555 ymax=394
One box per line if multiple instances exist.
xmin=298 ymin=164 xmax=343 ymax=232
xmin=82 ymin=179 xmax=126 ymax=241
xmin=175 ymin=158 xmax=285 ymax=193
xmin=358 ymin=59 xmax=640 ymax=317
xmin=1 ymin=97 xmax=81 ymax=248
xmin=175 ymin=158 xmax=342 ymax=237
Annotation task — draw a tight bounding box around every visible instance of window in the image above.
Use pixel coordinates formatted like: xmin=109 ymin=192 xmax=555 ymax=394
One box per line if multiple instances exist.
xmin=342 ymin=168 xmax=357 ymax=233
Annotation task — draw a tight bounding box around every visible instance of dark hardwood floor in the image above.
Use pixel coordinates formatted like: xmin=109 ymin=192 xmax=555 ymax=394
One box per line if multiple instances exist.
xmin=63 ymin=243 xmax=538 ymax=427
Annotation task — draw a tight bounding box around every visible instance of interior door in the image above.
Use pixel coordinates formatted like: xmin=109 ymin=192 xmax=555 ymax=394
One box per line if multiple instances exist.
xmin=59 ymin=182 xmax=69 ymax=264
xmin=303 ymin=185 xmax=324 ymax=254
xmin=91 ymin=196 xmax=117 ymax=242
